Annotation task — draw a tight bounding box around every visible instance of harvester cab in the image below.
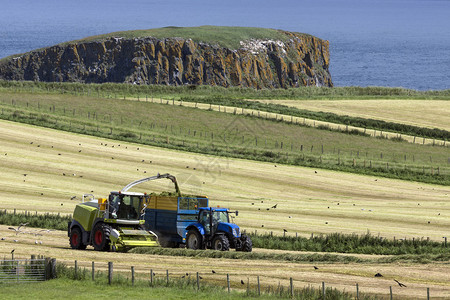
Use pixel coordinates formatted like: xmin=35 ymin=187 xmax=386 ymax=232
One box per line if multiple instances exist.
xmin=185 ymin=207 xmax=252 ymax=252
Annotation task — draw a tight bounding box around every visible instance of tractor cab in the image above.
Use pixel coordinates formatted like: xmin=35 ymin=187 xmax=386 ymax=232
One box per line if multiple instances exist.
xmin=108 ymin=192 xmax=146 ymax=220
xmin=198 ymin=207 xmax=233 ymax=235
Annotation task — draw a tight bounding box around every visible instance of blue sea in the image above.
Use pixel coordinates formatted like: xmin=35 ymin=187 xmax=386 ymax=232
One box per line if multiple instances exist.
xmin=0 ymin=0 xmax=449 ymax=90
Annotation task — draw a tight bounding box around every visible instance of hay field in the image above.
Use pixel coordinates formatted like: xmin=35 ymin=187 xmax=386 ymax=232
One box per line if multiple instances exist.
xmin=1 ymin=120 xmax=449 ymax=298
xmin=251 ymin=99 xmax=450 ymax=131
xmin=0 ymin=225 xmax=449 ymax=299
xmin=0 ymin=119 xmax=448 ymax=241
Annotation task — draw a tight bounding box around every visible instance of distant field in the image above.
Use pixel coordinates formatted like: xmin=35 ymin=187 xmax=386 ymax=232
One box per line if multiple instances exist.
xmin=252 ymin=99 xmax=450 ymax=131
xmin=1 ymin=91 xmax=449 ymax=185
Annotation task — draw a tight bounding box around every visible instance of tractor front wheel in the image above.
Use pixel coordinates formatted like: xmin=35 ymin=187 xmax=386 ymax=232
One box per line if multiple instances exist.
xmin=186 ymin=229 xmax=202 ymax=250
xmin=70 ymin=227 xmax=87 ymax=250
xmin=92 ymin=223 xmax=111 ymax=251
xmin=212 ymin=235 xmax=230 ymax=251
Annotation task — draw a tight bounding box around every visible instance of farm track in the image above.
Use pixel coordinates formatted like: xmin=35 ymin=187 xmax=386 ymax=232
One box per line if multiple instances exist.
xmin=126 ymin=96 xmax=448 ymax=146
xmin=0 ymin=225 xmax=449 ymax=299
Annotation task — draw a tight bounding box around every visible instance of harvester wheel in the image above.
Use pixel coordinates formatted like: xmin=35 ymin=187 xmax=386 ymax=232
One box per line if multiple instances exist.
xmin=212 ymin=235 xmax=230 ymax=251
xmin=92 ymin=223 xmax=111 ymax=251
xmin=186 ymin=229 xmax=202 ymax=250
xmin=70 ymin=227 xmax=86 ymax=250
xmin=241 ymin=235 xmax=252 ymax=252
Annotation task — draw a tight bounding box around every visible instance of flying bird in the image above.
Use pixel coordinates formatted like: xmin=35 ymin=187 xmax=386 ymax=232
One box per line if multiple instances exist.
xmin=394 ymin=279 xmax=407 ymax=287
xmin=241 ymin=280 xmax=245 ymax=285
xmin=11 ymin=249 xmax=14 ymax=253
xmin=212 ymin=270 xmax=216 ymax=274
xmin=314 ymin=266 xmax=319 ymax=270
xmin=70 ymin=196 xmax=77 ymax=200
xmin=271 ymin=204 xmax=278 ymax=209
xmin=374 ymin=273 xmax=383 ymax=277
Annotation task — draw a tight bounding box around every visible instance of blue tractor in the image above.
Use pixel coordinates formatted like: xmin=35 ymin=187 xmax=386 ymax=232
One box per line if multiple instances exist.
xmin=185 ymin=207 xmax=252 ymax=252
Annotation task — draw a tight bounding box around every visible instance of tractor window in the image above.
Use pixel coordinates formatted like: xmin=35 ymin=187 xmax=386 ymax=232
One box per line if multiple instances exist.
xmin=199 ymin=211 xmax=211 ymax=235
xmin=212 ymin=211 xmax=229 ymax=226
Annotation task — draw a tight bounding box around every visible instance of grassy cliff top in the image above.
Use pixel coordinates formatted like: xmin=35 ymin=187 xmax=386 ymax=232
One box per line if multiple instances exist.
xmin=73 ymin=26 xmax=310 ymax=49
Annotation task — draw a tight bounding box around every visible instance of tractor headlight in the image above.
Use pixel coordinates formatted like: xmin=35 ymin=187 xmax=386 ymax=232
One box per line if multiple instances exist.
xmin=232 ymin=228 xmax=239 ymax=237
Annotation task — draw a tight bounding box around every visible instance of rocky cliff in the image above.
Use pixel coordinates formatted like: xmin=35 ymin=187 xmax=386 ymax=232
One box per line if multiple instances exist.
xmin=0 ymin=29 xmax=332 ymax=88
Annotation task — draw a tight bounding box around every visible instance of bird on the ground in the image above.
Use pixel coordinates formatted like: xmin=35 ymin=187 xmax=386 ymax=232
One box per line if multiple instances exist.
xmin=199 ymin=276 xmax=203 ymax=279
xmin=258 ymin=208 xmax=260 ymax=210
xmin=266 ymin=208 xmax=270 ymax=211
xmin=212 ymin=270 xmax=216 ymax=274
xmin=35 ymin=240 xmax=38 ymax=244
xmin=394 ymin=279 xmax=407 ymax=287
xmin=271 ymin=204 xmax=278 ymax=209
xmin=23 ymin=174 xmax=27 ymax=177
xmin=261 ymin=225 xmax=264 ymax=227
xmin=374 ymin=273 xmax=383 ymax=277
xmin=13 ymin=240 xmax=18 ymax=242
xmin=186 ymin=273 xmax=189 ymax=276
xmin=181 ymin=275 xmax=185 ymax=278
xmin=314 ymin=266 xmax=318 ymax=270
xmin=315 ymin=171 xmax=317 ymax=174
xmin=325 ymin=222 xmax=328 ymax=224
xmin=251 ymin=203 xmax=254 ymax=205
xmin=261 ymin=201 xmax=264 ymax=203
xmin=241 ymin=280 xmax=245 ymax=285
xmin=288 ymin=216 xmax=292 ymax=218
xmin=1 ymin=237 xmax=5 ymax=240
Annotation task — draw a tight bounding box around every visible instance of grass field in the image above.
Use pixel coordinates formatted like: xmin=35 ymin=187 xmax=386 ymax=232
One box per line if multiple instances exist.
xmin=0 ymin=225 xmax=448 ymax=299
xmin=1 ymin=91 xmax=449 ymax=185
xmin=0 ymin=119 xmax=448 ymax=240
xmin=0 ymin=121 xmax=449 ymax=298
xmin=251 ymin=99 xmax=450 ymax=131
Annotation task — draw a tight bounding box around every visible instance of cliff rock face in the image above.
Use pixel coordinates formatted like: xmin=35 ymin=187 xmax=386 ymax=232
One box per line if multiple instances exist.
xmin=0 ymin=31 xmax=332 ymax=88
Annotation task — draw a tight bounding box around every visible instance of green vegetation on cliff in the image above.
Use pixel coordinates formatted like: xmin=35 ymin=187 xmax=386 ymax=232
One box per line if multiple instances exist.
xmin=75 ymin=26 xmax=300 ymax=49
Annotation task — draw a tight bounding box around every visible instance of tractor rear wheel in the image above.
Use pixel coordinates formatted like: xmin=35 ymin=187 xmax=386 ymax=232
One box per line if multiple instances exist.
xmin=186 ymin=229 xmax=202 ymax=250
xmin=241 ymin=235 xmax=252 ymax=252
xmin=92 ymin=223 xmax=111 ymax=251
xmin=70 ymin=227 xmax=87 ymax=250
xmin=212 ymin=235 xmax=230 ymax=251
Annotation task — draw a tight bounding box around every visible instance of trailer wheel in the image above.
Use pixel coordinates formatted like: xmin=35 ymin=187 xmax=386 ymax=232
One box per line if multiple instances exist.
xmin=241 ymin=235 xmax=252 ymax=252
xmin=186 ymin=229 xmax=202 ymax=250
xmin=92 ymin=223 xmax=111 ymax=251
xmin=70 ymin=227 xmax=86 ymax=250
xmin=212 ymin=235 xmax=230 ymax=251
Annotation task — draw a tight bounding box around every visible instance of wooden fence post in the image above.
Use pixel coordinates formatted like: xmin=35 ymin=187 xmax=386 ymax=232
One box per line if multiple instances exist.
xmin=257 ymin=276 xmax=261 ymax=296
xmin=227 ymin=274 xmax=230 ymax=293
xmin=196 ymin=272 xmax=200 ymax=290
xmin=74 ymin=260 xmax=78 ymax=279
xmin=92 ymin=261 xmax=95 ymax=281
xmin=108 ymin=262 xmax=113 ymax=285
xmin=322 ymin=282 xmax=326 ymax=299
xmin=150 ymin=269 xmax=153 ymax=285
xmin=356 ymin=283 xmax=359 ymax=300
xmin=427 ymin=287 xmax=430 ymax=300
xmin=290 ymin=277 xmax=293 ymax=298
xmin=390 ymin=286 xmax=393 ymax=300
xmin=131 ymin=266 xmax=135 ymax=286
xmin=166 ymin=269 xmax=169 ymax=284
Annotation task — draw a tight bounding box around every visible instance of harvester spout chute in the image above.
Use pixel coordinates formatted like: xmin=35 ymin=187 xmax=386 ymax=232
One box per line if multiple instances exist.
xmin=121 ymin=173 xmax=181 ymax=197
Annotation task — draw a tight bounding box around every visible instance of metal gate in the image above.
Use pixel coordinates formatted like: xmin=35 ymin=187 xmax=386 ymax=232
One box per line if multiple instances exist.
xmin=0 ymin=259 xmax=46 ymax=283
